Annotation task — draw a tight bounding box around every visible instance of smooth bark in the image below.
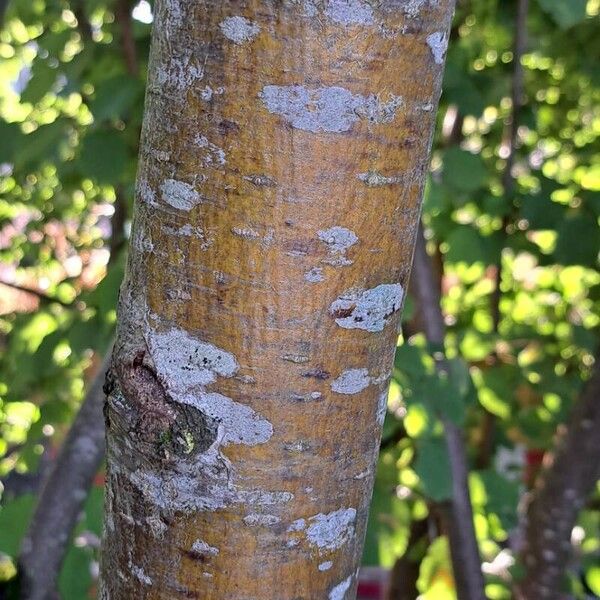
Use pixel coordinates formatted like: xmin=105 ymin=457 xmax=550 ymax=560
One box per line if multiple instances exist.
xmin=101 ymin=1 xmax=455 ymax=597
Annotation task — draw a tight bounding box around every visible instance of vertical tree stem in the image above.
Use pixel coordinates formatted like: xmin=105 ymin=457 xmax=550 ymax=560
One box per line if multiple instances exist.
xmin=101 ymin=2 xmax=455 ymax=597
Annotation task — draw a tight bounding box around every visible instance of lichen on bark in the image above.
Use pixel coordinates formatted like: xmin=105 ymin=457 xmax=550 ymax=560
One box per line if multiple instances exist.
xmin=101 ymin=0 xmax=455 ymax=597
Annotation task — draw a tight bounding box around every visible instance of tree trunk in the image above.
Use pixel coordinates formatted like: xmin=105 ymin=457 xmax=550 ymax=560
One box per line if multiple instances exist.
xmin=101 ymin=1 xmax=455 ymax=598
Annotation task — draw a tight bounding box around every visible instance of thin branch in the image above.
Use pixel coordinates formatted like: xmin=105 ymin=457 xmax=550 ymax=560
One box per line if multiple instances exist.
xmin=478 ymin=0 xmax=529 ymax=471
xmin=516 ymin=356 xmax=600 ymax=599
xmin=0 ymin=280 xmax=73 ymax=308
xmin=409 ymin=224 xmax=486 ymax=600
xmin=387 ymin=518 xmax=429 ymax=600
xmin=490 ymin=0 xmax=528 ymax=333
xmin=72 ymin=0 xmax=92 ymax=41
xmin=18 ymin=349 xmax=111 ymax=600
xmin=114 ymin=0 xmax=138 ymax=76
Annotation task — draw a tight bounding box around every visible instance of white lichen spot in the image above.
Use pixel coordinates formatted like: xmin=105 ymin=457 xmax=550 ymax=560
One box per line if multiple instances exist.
xmin=318 ymin=226 xmax=358 ymax=254
xmin=160 ymin=179 xmax=201 ymax=211
xmin=305 ymin=267 xmax=325 ymax=283
xmin=325 ymin=0 xmax=374 ymax=25
xmin=288 ymin=518 xmax=307 ymax=532
xmin=331 ymin=368 xmax=371 ymax=395
xmin=200 ymin=85 xmax=224 ymax=101
xmin=329 ymin=575 xmax=353 ymax=600
xmin=318 ymin=226 xmax=358 ymax=266
xmin=259 ymin=85 xmax=402 ymax=133
xmin=148 ymin=328 xmax=238 ymax=388
xmin=191 ymin=539 xmax=219 ymax=556
xmin=220 ymin=16 xmax=260 ymax=44
xmin=132 ymin=565 xmax=152 ymax=586
xmin=182 ymin=392 xmax=273 ymax=446
xmin=329 ymin=283 xmax=404 ymax=332
xmin=236 ymin=489 xmax=294 ymax=505
xmin=146 ymin=327 xmax=272 ymax=446
xmin=319 ymin=561 xmax=334 ymax=571
xmin=353 ymin=469 xmax=370 ymax=480
xmin=426 ymin=31 xmax=448 ymax=65
xmin=231 ymin=226 xmax=261 ymax=240
xmin=243 ymin=514 xmax=281 ymax=527
xmin=357 ymin=172 xmax=404 ymax=186
xmin=306 ymin=508 xmax=356 ymax=552
xmin=195 ymin=135 xmax=226 ymax=166
xmin=285 ymin=440 xmax=312 ymax=453
xmin=394 ymin=0 xmax=436 ymax=17
xmin=360 ymin=94 xmax=403 ymax=124
xmin=377 ymin=388 xmax=389 ymax=426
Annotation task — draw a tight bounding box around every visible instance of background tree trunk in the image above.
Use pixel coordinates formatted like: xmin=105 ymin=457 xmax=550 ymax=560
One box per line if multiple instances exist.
xmin=101 ymin=1 xmax=455 ymax=597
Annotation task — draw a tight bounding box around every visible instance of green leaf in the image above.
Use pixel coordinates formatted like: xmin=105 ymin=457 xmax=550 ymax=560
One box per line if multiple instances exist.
xmin=78 ymin=131 xmax=128 ymax=183
xmin=0 ymin=495 xmax=36 ymax=556
xmin=553 ymin=211 xmax=600 ymax=267
xmin=20 ymin=60 xmax=57 ymax=105
xmin=414 ymin=437 xmax=452 ymax=502
xmin=89 ymin=75 xmax=143 ymax=122
xmin=445 ymin=226 xmax=485 ymax=264
xmin=442 ymin=148 xmax=488 ymax=193
xmin=417 ymin=537 xmax=455 ymax=598
xmin=537 ymin=0 xmax=588 ymax=29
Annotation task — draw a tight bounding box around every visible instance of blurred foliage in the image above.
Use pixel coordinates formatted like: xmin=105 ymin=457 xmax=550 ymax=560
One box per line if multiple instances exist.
xmin=0 ymin=0 xmax=598 ymax=597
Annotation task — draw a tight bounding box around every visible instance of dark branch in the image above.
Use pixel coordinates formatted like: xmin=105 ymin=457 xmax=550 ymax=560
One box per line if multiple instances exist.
xmin=516 ymin=356 xmax=600 ymax=599
xmin=114 ymin=0 xmax=138 ymax=76
xmin=18 ymin=350 xmax=111 ymax=600
xmin=410 ymin=224 xmax=486 ymax=600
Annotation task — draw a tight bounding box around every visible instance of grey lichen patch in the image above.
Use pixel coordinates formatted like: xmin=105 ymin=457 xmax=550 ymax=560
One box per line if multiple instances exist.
xmin=358 ymin=94 xmax=403 ymax=125
xmin=357 ymin=171 xmax=405 ymax=187
xmin=200 ymin=85 xmax=224 ymax=102
xmin=145 ymin=326 xmax=272 ymax=446
xmin=329 ymin=575 xmax=353 ymax=600
xmin=243 ymin=174 xmax=277 ymax=187
xmin=147 ymin=328 xmax=238 ymax=389
xmin=305 ymin=267 xmax=325 ymax=283
xmin=390 ymin=0 xmax=436 ymax=17
xmin=219 ymin=16 xmax=260 ymax=44
xmin=195 ymin=135 xmax=226 ymax=166
xmin=329 ymin=283 xmax=404 ymax=332
xmin=191 ymin=539 xmax=219 ymax=557
xmin=180 ymin=392 xmax=273 ymax=446
xmin=282 ymin=354 xmax=310 ymax=364
xmin=318 ymin=226 xmax=358 ymax=266
xmin=284 ymin=440 xmax=311 ymax=453
xmin=325 ymin=0 xmax=374 ymax=25
xmin=306 ymin=508 xmax=357 ymax=552
xmin=331 ymin=368 xmax=371 ymax=395
xmin=290 ymin=391 xmax=323 ymax=402
xmin=243 ymin=514 xmax=281 ymax=527
xmin=377 ymin=387 xmax=390 ymax=426
xmin=160 ymin=179 xmax=201 ymax=211
xmin=231 ymin=226 xmax=261 ymax=241
xmin=259 ymin=85 xmax=403 ymax=133
xmin=131 ymin=565 xmax=152 ymax=586
xmin=426 ymin=31 xmax=448 ymax=65
xmin=288 ymin=518 xmax=307 ymax=532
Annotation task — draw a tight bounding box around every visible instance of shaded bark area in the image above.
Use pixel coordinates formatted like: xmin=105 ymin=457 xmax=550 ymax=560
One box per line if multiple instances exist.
xmin=101 ymin=1 xmax=455 ymax=598
xmin=18 ymin=352 xmax=110 ymax=600
xmin=516 ymin=357 xmax=600 ymax=600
